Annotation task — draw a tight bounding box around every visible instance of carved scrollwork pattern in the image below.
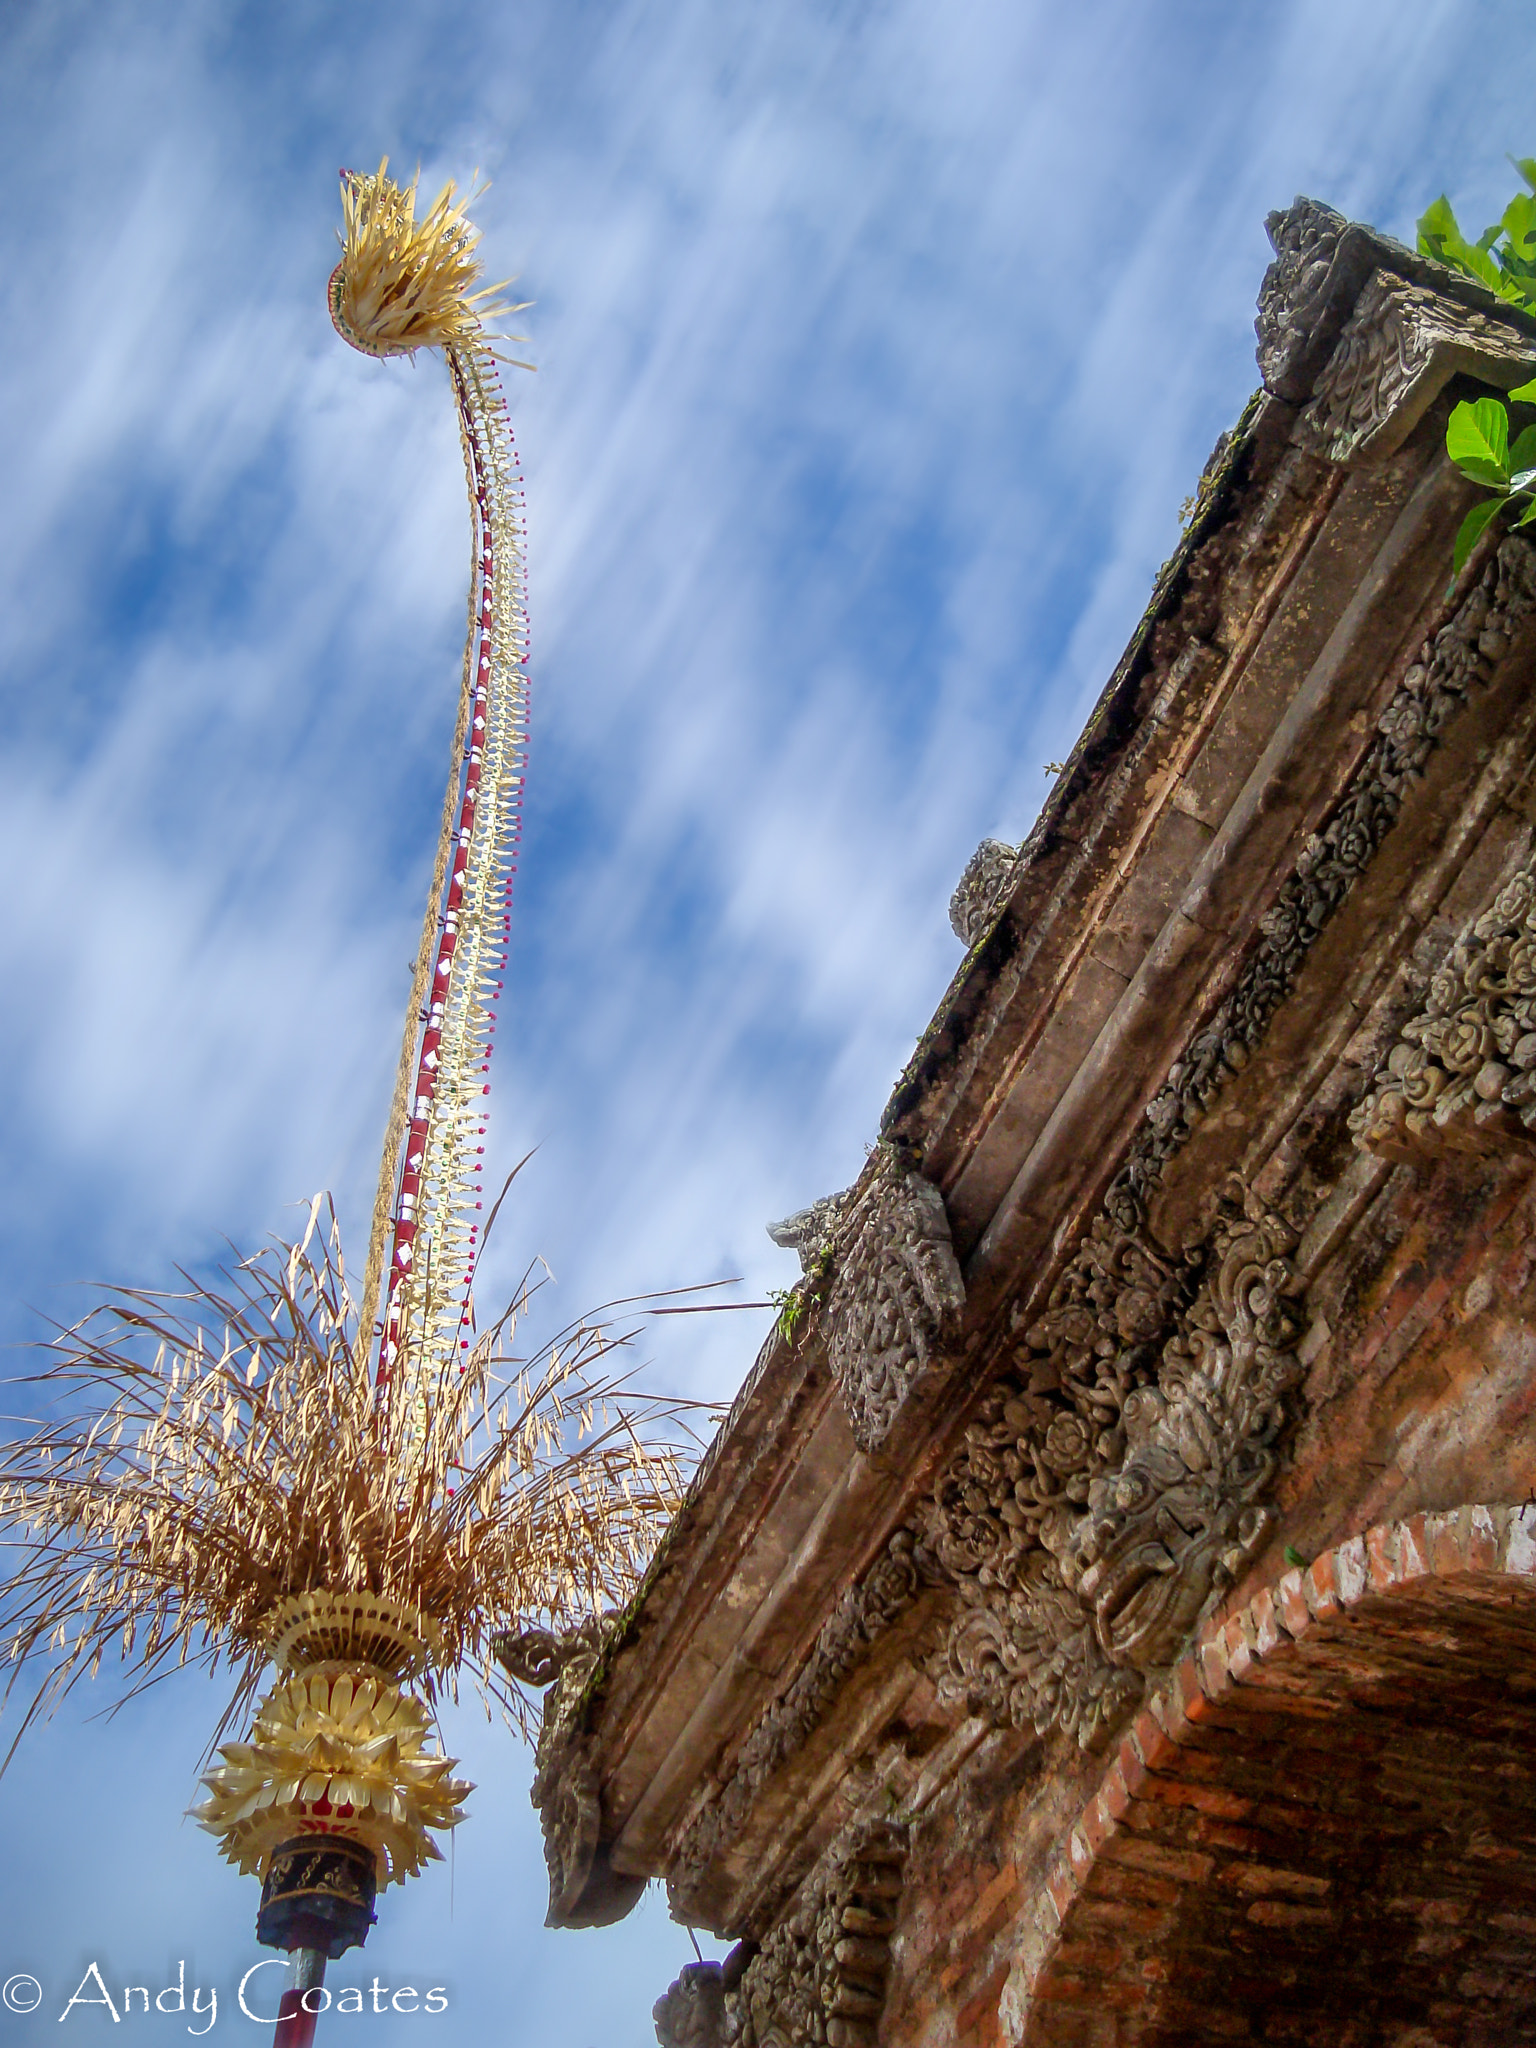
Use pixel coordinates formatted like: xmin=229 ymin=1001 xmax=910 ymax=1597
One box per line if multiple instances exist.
xmin=1255 ymin=197 xmax=1350 ymax=400
xmin=1067 ymin=1193 xmax=1304 ymax=1669
xmin=1299 ymin=269 xmax=1536 ymax=463
xmin=1113 ymin=538 xmax=1536 ymax=1222
xmin=723 ymin=1823 xmax=907 ymax=2048
xmin=497 ymin=1618 xmax=609 ymax=1925
xmin=821 ymin=1152 xmax=965 ymax=1451
xmin=921 ymin=1182 xmax=1302 ymax=1751
xmin=1351 ymin=855 xmax=1536 ymax=1161
xmin=949 ymin=837 xmax=1020 ymax=945
xmin=918 ymin=1212 xmax=1193 ymax=1592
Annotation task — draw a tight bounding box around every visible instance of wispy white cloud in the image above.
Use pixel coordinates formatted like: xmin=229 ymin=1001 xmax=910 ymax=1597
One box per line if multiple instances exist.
xmin=3 ymin=0 xmax=1536 ymax=2034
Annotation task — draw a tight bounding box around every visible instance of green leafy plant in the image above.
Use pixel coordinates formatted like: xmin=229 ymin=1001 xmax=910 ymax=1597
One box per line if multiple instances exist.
xmin=1442 ymin=388 xmax=1536 ymax=575
xmin=767 ymin=1247 xmax=833 ymax=1346
xmin=1418 ymin=157 xmax=1536 ymax=316
xmin=767 ymin=1285 xmax=804 ymax=1344
xmin=1418 ymin=162 xmax=1536 ymax=576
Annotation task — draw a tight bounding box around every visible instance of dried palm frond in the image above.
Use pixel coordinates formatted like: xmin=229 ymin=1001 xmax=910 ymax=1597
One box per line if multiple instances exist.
xmin=0 ymin=1197 xmax=702 ymax=1759
xmin=328 ymin=157 xmax=530 ymax=362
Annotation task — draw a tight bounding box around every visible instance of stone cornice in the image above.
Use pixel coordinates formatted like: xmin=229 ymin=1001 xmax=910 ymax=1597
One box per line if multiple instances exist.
xmin=531 ymin=204 xmax=1536 ymax=1935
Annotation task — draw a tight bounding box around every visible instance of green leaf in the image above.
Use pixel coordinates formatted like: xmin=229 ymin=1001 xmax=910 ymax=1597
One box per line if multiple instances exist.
xmin=1503 ymin=194 xmax=1536 ymax=256
xmin=1476 ymin=245 xmax=1514 ymax=296
xmin=1447 ymin=396 xmax=1511 ymax=480
xmin=1422 ymin=174 xmax=1536 ymax=313
xmin=1510 ymin=425 xmax=1536 ymax=472
xmin=1510 ymin=376 xmax=1536 ymax=406
xmin=1453 ymin=497 xmax=1504 ymax=578
xmin=1517 ymin=498 xmax=1536 ymax=528
xmin=1421 ymin=193 xmax=1506 ymax=292
xmin=1418 ymin=193 xmax=1472 ymax=266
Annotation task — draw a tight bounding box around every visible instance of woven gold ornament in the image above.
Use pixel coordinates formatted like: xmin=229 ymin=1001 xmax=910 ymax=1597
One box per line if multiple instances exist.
xmin=195 ymin=1661 xmax=471 ymax=1884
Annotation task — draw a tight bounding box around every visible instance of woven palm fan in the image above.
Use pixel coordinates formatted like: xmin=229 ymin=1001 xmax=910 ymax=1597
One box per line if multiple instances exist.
xmin=0 ymin=164 xmax=691 ymax=2046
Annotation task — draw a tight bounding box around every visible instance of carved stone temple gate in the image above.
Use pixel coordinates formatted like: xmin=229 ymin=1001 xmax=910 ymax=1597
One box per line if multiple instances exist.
xmin=504 ymin=199 xmax=1536 ymax=2045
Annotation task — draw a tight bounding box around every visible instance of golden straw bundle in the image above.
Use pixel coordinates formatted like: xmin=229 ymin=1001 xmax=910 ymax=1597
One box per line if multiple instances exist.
xmin=0 ymin=1199 xmax=697 ymax=1759
xmin=328 ymin=157 xmax=527 ymax=360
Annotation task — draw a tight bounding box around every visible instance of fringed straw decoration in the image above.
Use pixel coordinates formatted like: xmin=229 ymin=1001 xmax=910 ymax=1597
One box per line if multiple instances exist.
xmin=328 ymin=164 xmax=533 ymax=1435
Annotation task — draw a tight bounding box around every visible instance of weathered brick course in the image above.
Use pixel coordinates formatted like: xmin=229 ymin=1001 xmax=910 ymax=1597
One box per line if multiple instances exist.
xmin=988 ymin=1512 xmax=1536 ymax=2046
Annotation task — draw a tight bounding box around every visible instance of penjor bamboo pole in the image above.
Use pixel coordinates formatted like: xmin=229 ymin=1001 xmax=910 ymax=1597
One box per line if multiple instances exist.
xmin=272 ymin=1949 xmax=326 ymax=2048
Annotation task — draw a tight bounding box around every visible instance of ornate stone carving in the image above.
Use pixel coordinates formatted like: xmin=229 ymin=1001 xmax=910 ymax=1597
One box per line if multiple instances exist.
xmin=668 ymin=1534 xmax=922 ymax=1919
xmin=949 ymin=837 xmax=1020 ymax=945
xmin=654 ymin=1961 xmax=730 ymax=2048
xmin=503 ymin=1619 xmax=604 ymax=1925
xmin=494 ymin=1623 xmax=581 ymax=1689
xmin=724 ymin=1822 xmax=907 ymax=2048
xmin=919 ymin=1213 xmax=1193 ymax=1590
xmin=1255 ymin=197 xmax=1351 ymax=401
xmin=767 ymin=1192 xmax=848 ymax=1275
xmin=1351 ymin=855 xmax=1536 ymax=1161
xmin=921 ymin=1183 xmax=1302 ymax=1751
xmin=1114 ymin=538 xmax=1536 ymax=1222
xmin=821 ymin=1151 xmax=966 ymax=1451
xmin=1067 ymin=1192 xmax=1304 ymax=1666
xmin=935 ymin=1569 xmax=1141 ymax=1755
xmin=1300 ymin=268 xmax=1536 ymax=463
xmin=496 ymin=1616 xmax=643 ymax=1929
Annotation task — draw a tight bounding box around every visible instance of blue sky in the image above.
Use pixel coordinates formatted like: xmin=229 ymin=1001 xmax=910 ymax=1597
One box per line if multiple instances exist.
xmin=3 ymin=0 xmax=1536 ymax=2041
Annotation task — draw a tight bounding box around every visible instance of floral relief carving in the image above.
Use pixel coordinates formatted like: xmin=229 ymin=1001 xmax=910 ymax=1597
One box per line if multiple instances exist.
xmin=920 ymin=1183 xmax=1303 ymax=1752
xmin=821 ymin=1151 xmax=966 ymax=1451
xmin=1351 ymin=856 xmax=1536 ymax=1161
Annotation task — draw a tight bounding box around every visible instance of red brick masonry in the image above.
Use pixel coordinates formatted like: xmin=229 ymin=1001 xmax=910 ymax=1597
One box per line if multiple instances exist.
xmin=997 ymin=1505 xmax=1536 ymax=2048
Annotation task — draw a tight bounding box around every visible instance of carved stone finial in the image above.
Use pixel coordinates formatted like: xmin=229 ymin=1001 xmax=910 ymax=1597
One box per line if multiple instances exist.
xmin=508 ymin=1621 xmax=607 ymax=1924
xmin=493 ymin=1625 xmax=575 ymax=1689
xmin=949 ymin=837 xmax=1019 ymax=944
xmin=766 ymin=1190 xmax=848 ymax=1274
xmin=821 ymin=1153 xmax=965 ymax=1451
xmin=499 ymin=1616 xmax=645 ymax=1929
xmin=653 ymin=1962 xmax=727 ymax=2048
xmin=1255 ymin=196 xmax=1351 ymax=400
